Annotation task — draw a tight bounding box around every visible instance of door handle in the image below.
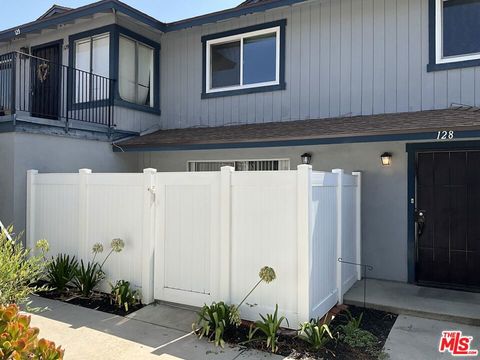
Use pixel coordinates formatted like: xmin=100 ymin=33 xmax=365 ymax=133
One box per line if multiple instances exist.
xmin=415 ymin=209 xmax=426 ymax=236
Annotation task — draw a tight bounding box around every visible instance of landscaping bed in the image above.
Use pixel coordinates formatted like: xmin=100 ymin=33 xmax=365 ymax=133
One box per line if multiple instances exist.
xmin=37 ymin=286 xmax=144 ymax=316
xmin=224 ymin=305 xmax=397 ymax=360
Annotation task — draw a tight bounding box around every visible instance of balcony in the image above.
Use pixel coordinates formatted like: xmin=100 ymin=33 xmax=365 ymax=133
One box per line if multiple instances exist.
xmin=0 ymin=51 xmax=115 ymax=132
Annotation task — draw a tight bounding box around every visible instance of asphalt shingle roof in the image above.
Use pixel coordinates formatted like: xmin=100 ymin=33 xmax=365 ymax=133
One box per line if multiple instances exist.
xmin=117 ymin=107 xmax=480 ymax=150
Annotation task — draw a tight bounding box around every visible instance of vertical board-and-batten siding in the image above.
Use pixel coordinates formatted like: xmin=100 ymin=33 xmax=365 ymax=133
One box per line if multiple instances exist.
xmin=160 ymin=0 xmax=480 ymax=130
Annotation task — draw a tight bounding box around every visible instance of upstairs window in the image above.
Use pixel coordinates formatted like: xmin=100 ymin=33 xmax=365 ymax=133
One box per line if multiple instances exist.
xmin=430 ymin=0 xmax=480 ymax=70
xmin=202 ymin=20 xmax=286 ymax=98
xmin=74 ymin=33 xmax=110 ymax=102
xmin=119 ymin=35 xmax=154 ymax=108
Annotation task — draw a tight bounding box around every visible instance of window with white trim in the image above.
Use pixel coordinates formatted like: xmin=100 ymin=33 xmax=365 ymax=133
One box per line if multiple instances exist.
xmin=205 ymin=26 xmax=280 ymax=93
xmin=435 ymin=0 xmax=480 ymax=64
xmin=187 ymin=159 xmax=290 ymax=172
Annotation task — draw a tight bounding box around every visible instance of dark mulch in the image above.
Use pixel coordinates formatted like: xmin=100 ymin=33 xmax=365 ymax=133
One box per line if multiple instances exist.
xmin=224 ymin=305 xmax=397 ymax=360
xmin=37 ymin=287 xmax=144 ymax=316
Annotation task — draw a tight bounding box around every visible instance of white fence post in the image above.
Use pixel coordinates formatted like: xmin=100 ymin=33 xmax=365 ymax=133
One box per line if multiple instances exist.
xmin=352 ymin=171 xmax=362 ymax=281
xmin=297 ymin=164 xmax=312 ymax=322
xmin=332 ymin=169 xmax=344 ymax=304
xmin=78 ymin=169 xmax=91 ymax=261
xmin=220 ymin=166 xmax=234 ymax=302
xmin=142 ymin=168 xmax=157 ymax=304
xmin=26 ymin=169 xmax=38 ymax=249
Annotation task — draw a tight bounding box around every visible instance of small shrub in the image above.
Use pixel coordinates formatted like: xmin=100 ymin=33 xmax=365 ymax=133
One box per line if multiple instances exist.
xmin=110 ymin=280 xmax=140 ymax=312
xmin=72 ymin=261 xmax=105 ymax=297
xmin=298 ymin=317 xmax=334 ymax=350
xmin=342 ymin=310 xmax=363 ymax=329
xmin=339 ymin=310 xmax=378 ymax=353
xmin=250 ymin=304 xmax=288 ymax=353
xmin=0 ymin=304 xmax=64 ymax=359
xmin=45 ymin=254 xmax=78 ymax=292
xmin=0 ymin=226 xmax=50 ymax=306
xmin=193 ymin=302 xmax=232 ymax=348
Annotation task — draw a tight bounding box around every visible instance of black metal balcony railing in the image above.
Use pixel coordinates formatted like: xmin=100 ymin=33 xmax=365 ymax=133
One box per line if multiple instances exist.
xmin=0 ymin=51 xmax=115 ymax=128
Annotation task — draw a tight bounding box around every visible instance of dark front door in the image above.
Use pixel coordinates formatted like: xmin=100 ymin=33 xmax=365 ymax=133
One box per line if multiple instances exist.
xmin=416 ymin=150 xmax=480 ymax=290
xmin=31 ymin=43 xmax=61 ymax=119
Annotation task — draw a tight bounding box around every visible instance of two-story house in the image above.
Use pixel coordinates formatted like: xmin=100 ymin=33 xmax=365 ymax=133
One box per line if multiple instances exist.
xmin=1 ymin=0 xmax=480 ymax=292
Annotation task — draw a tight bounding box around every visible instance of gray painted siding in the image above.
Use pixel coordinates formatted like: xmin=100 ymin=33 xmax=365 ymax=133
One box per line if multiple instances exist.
xmin=0 ymin=133 xmax=15 ymax=227
xmin=138 ymin=141 xmax=408 ymax=282
xmin=160 ymin=0 xmax=480 ymax=129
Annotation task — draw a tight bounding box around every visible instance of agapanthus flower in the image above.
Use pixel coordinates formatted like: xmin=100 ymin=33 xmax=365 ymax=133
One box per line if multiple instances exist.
xmin=259 ymin=266 xmax=276 ymax=283
xmin=111 ymin=238 xmax=125 ymax=252
xmin=92 ymin=243 xmax=104 ymax=254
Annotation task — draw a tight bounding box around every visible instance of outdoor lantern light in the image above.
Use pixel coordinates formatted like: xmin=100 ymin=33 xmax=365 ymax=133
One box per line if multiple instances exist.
xmin=301 ymin=153 xmax=312 ymax=165
xmin=381 ymin=152 xmax=392 ymax=166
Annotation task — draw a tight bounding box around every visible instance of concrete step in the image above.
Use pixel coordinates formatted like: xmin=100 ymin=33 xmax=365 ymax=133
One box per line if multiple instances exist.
xmin=344 ymin=279 xmax=480 ymax=326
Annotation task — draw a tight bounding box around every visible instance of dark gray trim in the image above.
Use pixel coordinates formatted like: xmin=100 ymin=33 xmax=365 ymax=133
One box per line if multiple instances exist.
xmin=68 ymin=24 xmax=160 ymax=115
xmin=427 ymin=0 xmax=480 ymax=72
xmin=405 ymin=140 xmax=480 ymax=284
xmin=114 ymin=129 xmax=480 ymax=152
xmin=201 ymin=19 xmax=287 ymax=99
xmin=201 ymin=84 xmax=286 ymax=99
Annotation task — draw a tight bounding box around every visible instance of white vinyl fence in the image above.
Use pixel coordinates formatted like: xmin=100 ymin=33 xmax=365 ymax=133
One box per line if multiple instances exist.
xmin=27 ymin=165 xmax=361 ymax=325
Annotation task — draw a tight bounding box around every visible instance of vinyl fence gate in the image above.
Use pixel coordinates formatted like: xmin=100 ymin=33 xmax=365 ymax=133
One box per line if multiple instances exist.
xmin=27 ymin=165 xmax=362 ymax=325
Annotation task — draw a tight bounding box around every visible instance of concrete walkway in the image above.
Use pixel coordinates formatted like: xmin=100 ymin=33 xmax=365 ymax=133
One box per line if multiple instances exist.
xmin=27 ymin=296 xmax=284 ymax=360
xmin=384 ymin=315 xmax=480 ymax=360
xmin=344 ymin=279 xmax=480 ymax=325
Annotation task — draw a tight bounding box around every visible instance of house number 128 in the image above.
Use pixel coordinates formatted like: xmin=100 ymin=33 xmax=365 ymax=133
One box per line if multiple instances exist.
xmin=437 ymin=130 xmax=454 ymax=140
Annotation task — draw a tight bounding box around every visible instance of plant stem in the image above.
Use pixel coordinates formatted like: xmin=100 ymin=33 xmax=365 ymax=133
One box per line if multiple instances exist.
xmin=238 ymin=279 xmax=262 ymax=309
xmin=100 ymin=249 xmax=114 ymax=269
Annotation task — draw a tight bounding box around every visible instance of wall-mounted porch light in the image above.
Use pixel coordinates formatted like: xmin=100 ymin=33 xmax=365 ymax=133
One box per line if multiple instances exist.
xmin=380 ymin=152 xmax=392 ymax=166
xmin=301 ymin=153 xmax=312 ymax=165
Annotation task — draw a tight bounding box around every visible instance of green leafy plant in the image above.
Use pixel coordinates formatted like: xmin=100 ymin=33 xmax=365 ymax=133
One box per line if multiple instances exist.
xmin=339 ymin=310 xmax=378 ymax=353
xmin=298 ymin=317 xmax=334 ymax=350
xmin=249 ymin=304 xmax=288 ymax=353
xmin=0 ymin=304 xmax=64 ymax=359
xmin=342 ymin=310 xmax=363 ymax=329
xmin=45 ymin=254 xmax=78 ymax=292
xmin=0 ymin=225 xmax=50 ymax=306
xmin=72 ymin=239 xmax=125 ymax=296
xmin=72 ymin=261 xmax=105 ymax=297
xmin=193 ymin=302 xmax=232 ymax=348
xmin=110 ymin=280 xmax=140 ymax=312
xmin=229 ymin=266 xmax=277 ymax=327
